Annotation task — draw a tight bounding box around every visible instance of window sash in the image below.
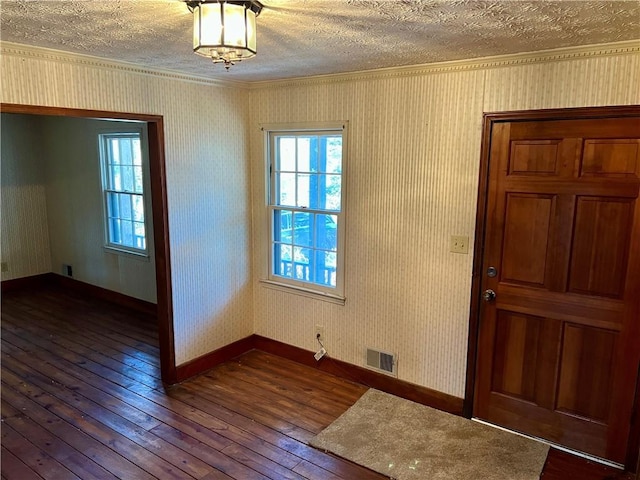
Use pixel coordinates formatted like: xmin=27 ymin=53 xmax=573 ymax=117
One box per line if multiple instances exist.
xmin=267 ymin=128 xmax=345 ymax=297
xmin=100 ymin=132 xmax=147 ymax=255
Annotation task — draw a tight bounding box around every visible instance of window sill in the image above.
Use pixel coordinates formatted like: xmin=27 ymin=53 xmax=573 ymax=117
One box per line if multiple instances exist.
xmin=260 ymin=279 xmax=346 ymax=305
xmin=103 ymin=246 xmax=150 ymax=261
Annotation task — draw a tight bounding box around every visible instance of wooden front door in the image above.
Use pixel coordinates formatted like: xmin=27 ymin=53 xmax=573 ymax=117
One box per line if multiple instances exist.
xmin=473 ymin=107 xmax=640 ymax=466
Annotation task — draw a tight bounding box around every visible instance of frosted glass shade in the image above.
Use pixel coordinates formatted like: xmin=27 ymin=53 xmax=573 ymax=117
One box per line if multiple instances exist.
xmin=192 ymin=1 xmax=258 ymax=66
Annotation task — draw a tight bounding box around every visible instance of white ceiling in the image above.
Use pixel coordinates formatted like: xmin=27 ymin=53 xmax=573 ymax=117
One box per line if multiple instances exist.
xmin=1 ymin=0 xmax=639 ymax=83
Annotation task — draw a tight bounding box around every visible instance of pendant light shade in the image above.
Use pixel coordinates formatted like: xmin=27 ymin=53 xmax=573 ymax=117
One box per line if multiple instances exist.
xmin=188 ymin=1 xmax=263 ymax=70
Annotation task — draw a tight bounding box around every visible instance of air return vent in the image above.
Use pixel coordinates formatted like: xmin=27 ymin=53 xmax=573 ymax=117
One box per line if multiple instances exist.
xmin=365 ymin=348 xmax=397 ymax=377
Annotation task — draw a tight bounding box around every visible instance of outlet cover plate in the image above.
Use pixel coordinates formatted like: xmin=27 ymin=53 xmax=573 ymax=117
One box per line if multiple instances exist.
xmin=450 ymin=235 xmax=469 ymax=254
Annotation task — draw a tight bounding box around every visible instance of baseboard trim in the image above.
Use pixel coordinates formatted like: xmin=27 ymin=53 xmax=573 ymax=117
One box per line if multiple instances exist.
xmin=175 ymin=335 xmax=256 ymax=383
xmin=1 ymin=273 xmax=53 ymax=292
xmin=253 ymin=335 xmax=464 ymax=416
xmin=2 ymin=273 xmax=157 ymax=316
xmin=49 ymin=274 xmax=157 ymax=316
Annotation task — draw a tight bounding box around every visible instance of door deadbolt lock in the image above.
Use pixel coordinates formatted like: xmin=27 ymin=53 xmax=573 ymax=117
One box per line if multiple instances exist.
xmin=482 ymin=289 xmax=496 ymax=302
xmin=487 ymin=266 xmax=497 ymax=278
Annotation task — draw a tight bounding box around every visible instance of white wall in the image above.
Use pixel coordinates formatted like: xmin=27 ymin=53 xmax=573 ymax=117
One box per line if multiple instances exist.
xmin=1 ymin=114 xmax=52 ymax=280
xmin=249 ymin=46 xmax=640 ymax=398
xmin=0 ymin=44 xmax=254 ymax=365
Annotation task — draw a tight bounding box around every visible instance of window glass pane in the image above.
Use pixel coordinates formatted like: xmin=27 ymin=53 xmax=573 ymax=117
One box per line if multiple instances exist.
xmin=293 ymin=212 xmax=313 ymax=247
xmin=132 ymin=195 xmax=145 ymax=222
xmin=132 ymin=138 xmax=142 ymax=166
xmin=107 ymin=192 xmax=119 ymax=218
xmin=293 ymin=247 xmax=311 ymax=281
xmin=121 ymin=220 xmax=133 ymax=246
xmin=273 ymin=243 xmax=293 ymax=278
xmin=321 ymin=174 xmax=341 ymax=211
xmin=297 ymin=137 xmax=317 ymax=173
xmin=325 ymin=136 xmax=342 ymax=173
xmin=110 ymin=139 xmax=120 ymax=164
xmin=134 ymin=166 xmax=143 ymax=193
xmin=296 ymin=174 xmax=318 ymax=209
xmin=122 ymin=166 xmax=135 ymax=192
xmin=315 ymin=214 xmax=337 ymax=251
xmin=278 ymin=172 xmax=296 ymax=206
xmin=315 ymin=250 xmax=337 ymax=287
xmin=134 ymin=222 xmax=146 ymax=249
xmin=109 ymin=218 xmax=121 ymax=243
xmin=119 ymin=138 xmax=133 ymax=165
xmin=110 ymin=165 xmax=122 ymax=191
xmin=275 ymin=209 xmax=293 ymax=243
xmin=119 ymin=193 xmax=132 ymax=220
xmin=278 ymin=137 xmax=296 ymax=171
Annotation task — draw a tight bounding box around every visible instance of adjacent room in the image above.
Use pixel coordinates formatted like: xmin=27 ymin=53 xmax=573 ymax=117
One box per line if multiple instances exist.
xmin=1 ymin=1 xmax=639 ymax=479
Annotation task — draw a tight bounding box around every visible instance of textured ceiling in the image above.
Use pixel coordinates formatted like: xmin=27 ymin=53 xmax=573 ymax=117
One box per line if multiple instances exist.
xmin=1 ymin=0 xmax=639 ymax=82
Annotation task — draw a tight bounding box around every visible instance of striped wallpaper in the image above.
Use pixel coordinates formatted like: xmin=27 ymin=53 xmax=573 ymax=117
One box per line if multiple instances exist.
xmin=0 ymin=45 xmax=254 ymax=365
xmin=1 ymin=41 xmax=638 ymax=394
xmin=249 ymin=45 xmax=640 ymax=397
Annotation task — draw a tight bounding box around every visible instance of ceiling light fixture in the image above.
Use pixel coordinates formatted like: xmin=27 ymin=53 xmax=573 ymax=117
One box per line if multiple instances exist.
xmin=186 ymin=0 xmax=263 ymax=70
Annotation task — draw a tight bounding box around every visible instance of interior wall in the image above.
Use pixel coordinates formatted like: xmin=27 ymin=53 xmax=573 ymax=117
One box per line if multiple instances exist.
xmin=0 ymin=44 xmax=254 ymax=365
xmin=38 ymin=116 xmax=156 ymax=302
xmin=248 ymin=48 xmax=640 ymax=398
xmin=0 ymin=113 xmax=52 ymax=280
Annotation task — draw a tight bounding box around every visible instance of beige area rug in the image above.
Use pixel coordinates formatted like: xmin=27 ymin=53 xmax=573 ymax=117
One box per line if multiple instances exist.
xmin=310 ymin=389 xmax=549 ymax=480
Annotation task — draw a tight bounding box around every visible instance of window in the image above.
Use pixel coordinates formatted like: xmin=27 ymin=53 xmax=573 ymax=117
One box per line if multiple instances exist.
xmin=99 ymin=132 xmax=147 ymax=255
xmin=267 ymin=125 xmax=345 ymax=299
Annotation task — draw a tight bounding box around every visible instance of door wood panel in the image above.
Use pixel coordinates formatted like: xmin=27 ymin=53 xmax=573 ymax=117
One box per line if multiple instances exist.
xmin=568 ymin=197 xmax=634 ymax=298
xmin=501 ymin=193 xmax=555 ymax=286
xmin=581 ymin=139 xmax=640 ymax=177
xmin=471 ymin=108 xmax=640 ymax=468
xmin=556 ymin=323 xmax=616 ymax=422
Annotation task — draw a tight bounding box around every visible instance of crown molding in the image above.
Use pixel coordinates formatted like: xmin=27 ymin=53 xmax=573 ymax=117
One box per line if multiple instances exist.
xmin=0 ymin=41 xmax=251 ymax=89
xmin=2 ymin=39 xmax=638 ymax=91
xmin=248 ymin=39 xmax=640 ymax=90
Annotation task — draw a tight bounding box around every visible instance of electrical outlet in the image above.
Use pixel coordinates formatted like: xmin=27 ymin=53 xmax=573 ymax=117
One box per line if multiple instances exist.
xmin=1 ymin=262 xmax=8 ymax=272
xmin=315 ymin=325 xmax=325 ymax=342
xmin=314 ymin=347 xmax=327 ymax=361
xmin=63 ymin=264 xmax=73 ymax=277
xmin=450 ymin=235 xmax=469 ymax=254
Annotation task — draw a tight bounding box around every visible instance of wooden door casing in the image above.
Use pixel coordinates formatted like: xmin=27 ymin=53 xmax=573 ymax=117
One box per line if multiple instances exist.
xmin=469 ymin=107 xmax=640 ymax=468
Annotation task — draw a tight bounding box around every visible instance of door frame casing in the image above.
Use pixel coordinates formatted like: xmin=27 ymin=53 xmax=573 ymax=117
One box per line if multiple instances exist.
xmin=0 ymin=103 xmax=177 ymax=384
xmin=464 ymin=105 xmax=640 ymax=471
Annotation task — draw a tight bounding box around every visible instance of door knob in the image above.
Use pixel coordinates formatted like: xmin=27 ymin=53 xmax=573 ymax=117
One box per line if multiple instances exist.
xmin=482 ymin=289 xmax=496 ymax=302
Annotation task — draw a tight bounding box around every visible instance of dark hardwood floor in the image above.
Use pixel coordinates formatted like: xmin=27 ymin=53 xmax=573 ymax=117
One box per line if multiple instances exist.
xmin=1 ymin=284 xmax=634 ymax=480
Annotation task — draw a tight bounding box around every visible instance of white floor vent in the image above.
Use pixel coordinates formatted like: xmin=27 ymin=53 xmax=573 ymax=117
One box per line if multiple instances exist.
xmin=365 ymin=348 xmax=397 ymax=377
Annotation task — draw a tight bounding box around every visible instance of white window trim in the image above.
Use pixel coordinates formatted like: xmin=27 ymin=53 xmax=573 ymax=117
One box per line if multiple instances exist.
xmin=98 ymin=128 xmax=151 ymax=259
xmin=261 ymin=121 xmax=348 ymax=303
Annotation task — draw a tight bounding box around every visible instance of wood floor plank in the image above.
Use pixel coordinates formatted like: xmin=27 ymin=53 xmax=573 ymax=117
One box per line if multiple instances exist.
xmin=5 ymin=296 xmax=160 ymax=373
xmin=1 ymin=424 xmax=81 ymax=480
xmin=1 ymin=447 xmax=43 ymax=480
xmin=209 ymin=360 xmax=358 ymax=417
xmin=1 ymin=382 xmax=158 ymax=480
xmin=2 ymin=285 xmax=632 ymax=480
xmin=240 ymin=350 xmax=369 ymax=400
xmin=1 ymin=327 xmax=309 ymax=475
xmin=0 ymin=326 xmax=311 ymax=477
xmin=1 ymin=373 xmax=196 ymax=480
xmin=1 ymin=346 xmax=161 ymax=431
xmin=1 ymin=310 xmax=162 ymax=389
xmin=2 ymin=412 xmax=119 ymax=480
xmin=194 ymin=371 xmax=333 ymax=432
xmin=216 ymin=352 xmax=367 ymax=416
